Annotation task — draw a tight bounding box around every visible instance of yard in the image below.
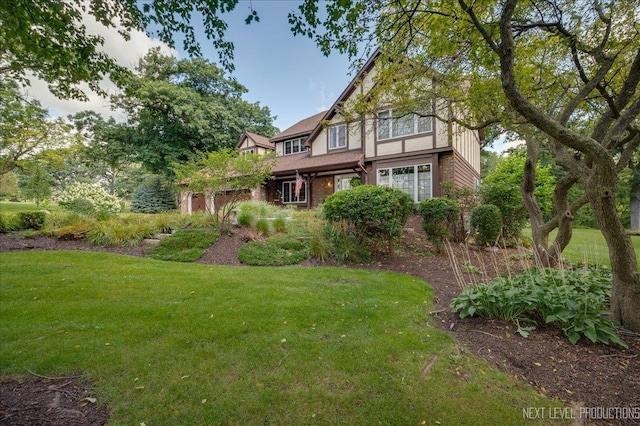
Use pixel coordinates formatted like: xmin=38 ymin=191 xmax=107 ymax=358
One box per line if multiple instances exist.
xmin=0 ymin=251 xmax=563 ymax=425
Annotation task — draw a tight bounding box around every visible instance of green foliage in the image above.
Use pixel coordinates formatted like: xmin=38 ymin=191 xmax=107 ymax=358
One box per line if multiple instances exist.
xmin=238 ymin=234 xmax=309 ymax=266
xmin=417 ymin=198 xmax=460 ymax=250
xmin=255 ymin=218 xmax=271 ymax=235
xmin=322 ymin=185 xmax=413 ymax=244
xmin=481 ymin=151 xmax=555 ymax=245
xmin=451 ymin=266 xmax=627 ymax=347
xmin=236 ymin=210 xmax=255 ymax=227
xmin=57 ymin=182 xmax=121 ymax=214
xmin=17 ymin=211 xmax=46 ymax=230
xmin=144 ymin=229 xmax=218 ymax=262
xmin=130 ymin=176 xmax=177 ymax=213
xmin=60 ymin=198 xmax=96 ymax=215
xmin=116 ymin=50 xmax=279 ymax=175
xmin=17 ymin=165 xmax=53 ymax=206
xmin=0 ymin=212 xmax=20 ymax=232
xmin=272 ymin=216 xmax=287 ymax=232
xmin=470 ymin=204 xmax=502 ymax=247
xmin=87 ymin=219 xmax=155 ymax=247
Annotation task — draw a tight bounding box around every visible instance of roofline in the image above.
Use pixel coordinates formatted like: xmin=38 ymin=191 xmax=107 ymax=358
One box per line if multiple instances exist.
xmin=305 ymin=49 xmax=383 ymax=146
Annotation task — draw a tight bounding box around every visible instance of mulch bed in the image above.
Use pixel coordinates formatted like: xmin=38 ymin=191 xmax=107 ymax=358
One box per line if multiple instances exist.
xmin=1 ymin=218 xmax=638 ymax=425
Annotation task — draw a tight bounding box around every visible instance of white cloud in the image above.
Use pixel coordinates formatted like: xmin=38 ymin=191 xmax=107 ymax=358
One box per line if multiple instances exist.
xmin=486 ymin=133 xmax=525 ymax=155
xmin=26 ymin=10 xmax=175 ymax=120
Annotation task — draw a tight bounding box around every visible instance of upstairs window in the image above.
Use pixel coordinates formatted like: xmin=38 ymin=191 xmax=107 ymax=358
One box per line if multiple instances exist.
xmin=329 ymin=124 xmax=347 ymax=149
xmin=284 ymin=138 xmax=308 ymax=155
xmin=377 ymin=109 xmax=432 ymax=140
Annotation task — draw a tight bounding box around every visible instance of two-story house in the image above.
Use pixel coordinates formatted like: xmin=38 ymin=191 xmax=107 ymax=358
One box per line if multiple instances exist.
xmin=181 ymin=50 xmax=481 ymax=213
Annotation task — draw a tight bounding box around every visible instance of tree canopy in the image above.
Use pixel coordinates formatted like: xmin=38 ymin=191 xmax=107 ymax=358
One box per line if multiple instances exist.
xmin=0 ymin=0 xmax=251 ymax=100
xmin=112 ymin=49 xmax=279 ymax=176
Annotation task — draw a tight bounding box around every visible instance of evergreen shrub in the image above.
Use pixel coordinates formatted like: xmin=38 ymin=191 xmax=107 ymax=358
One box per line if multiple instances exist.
xmin=471 ymin=204 xmax=502 ymax=247
xmin=417 ymin=198 xmax=460 ymax=250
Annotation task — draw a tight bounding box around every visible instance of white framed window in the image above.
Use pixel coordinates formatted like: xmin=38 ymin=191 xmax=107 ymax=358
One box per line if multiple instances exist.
xmin=282 ymin=180 xmax=306 ymax=203
xmin=377 ymin=163 xmax=432 ymax=202
xmin=284 ymin=138 xmax=308 ymax=155
xmin=334 ymin=173 xmax=358 ymax=192
xmin=377 ymin=109 xmax=432 ymax=140
xmin=329 ymin=124 xmax=347 ymax=149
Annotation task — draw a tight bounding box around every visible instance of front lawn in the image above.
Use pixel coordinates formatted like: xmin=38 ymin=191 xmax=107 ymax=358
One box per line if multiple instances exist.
xmin=0 ymin=251 xmax=565 ymax=425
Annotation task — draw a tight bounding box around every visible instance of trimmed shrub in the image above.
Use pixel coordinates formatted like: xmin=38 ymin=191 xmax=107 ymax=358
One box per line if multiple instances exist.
xmin=18 ymin=211 xmax=46 ymax=230
xmin=417 ymin=198 xmax=460 ymax=250
xmin=471 ymin=204 xmax=502 ymax=247
xmin=62 ymin=198 xmax=96 ymax=215
xmin=323 ymin=185 xmax=413 ymax=242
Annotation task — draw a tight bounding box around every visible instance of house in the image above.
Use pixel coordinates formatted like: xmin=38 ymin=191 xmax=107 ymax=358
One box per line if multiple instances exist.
xmin=181 ymin=50 xmax=481 ymax=213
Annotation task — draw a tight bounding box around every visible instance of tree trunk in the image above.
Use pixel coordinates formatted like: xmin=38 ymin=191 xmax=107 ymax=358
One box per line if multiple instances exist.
xmin=586 ymin=168 xmax=640 ymax=332
xmin=631 ymin=176 xmax=640 ymax=231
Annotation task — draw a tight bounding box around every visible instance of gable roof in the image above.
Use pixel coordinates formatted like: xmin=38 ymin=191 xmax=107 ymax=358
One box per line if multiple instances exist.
xmin=305 ymin=49 xmax=383 ymax=146
xmin=237 ymin=131 xmax=274 ymax=150
xmin=269 ymin=111 xmax=327 ymax=143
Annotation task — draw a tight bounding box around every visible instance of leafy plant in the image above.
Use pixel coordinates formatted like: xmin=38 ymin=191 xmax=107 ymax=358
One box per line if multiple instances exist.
xmin=417 ymin=198 xmax=460 ymax=251
xmin=57 ymin=182 xmax=121 ymax=214
xmin=255 ymin=218 xmax=271 ymax=235
xmin=470 ymin=204 xmax=502 ymax=247
xmin=322 ymin=185 xmax=413 ymax=252
xmin=17 ymin=211 xmax=46 ymax=230
xmin=450 ymin=266 xmax=627 ymax=347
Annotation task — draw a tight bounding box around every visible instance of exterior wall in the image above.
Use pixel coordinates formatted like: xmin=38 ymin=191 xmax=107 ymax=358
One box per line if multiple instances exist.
xmin=451 ymin=123 xmax=481 ymax=175
xmin=275 ymin=142 xmax=284 ymax=156
xmin=311 ymin=176 xmax=334 ymax=208
xmin=439 ymin=151 xmax=480 ymax=190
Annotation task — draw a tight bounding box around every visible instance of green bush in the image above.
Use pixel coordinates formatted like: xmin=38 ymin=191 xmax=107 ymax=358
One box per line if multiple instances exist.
xmin=145 ymin=229 xmax=218 ymax=262
xmin=238 ymin=234 xmax=309 ymax=266
xmin=236 ymin=210 xmax=254 ymax=227
xmin=471 ymin=204 xmax=502 ymax=247
xmin=417 ymin=198 xmax=460 ymax=250
xmin=322 ymin=185 xmax=413 ymax=243
xmin=450 ymin=266 xmax=627 ymax=347
xmin=255 ymin=218 xmax=271 ymax=235
xmin=272 ymin=217 xmax=287 ymax=232
xmin=57 ymin=182 xmax=121 ymax=214
xmin=62 ymin=198 xmax=96 ymax=215
xmin=18 ymin=211 xmax=46 ymax=230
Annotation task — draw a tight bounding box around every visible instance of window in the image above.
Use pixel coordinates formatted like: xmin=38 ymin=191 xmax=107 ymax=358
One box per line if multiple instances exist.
xmin=282 ymin=180 xmax=306 ymax=203
xmin=377 ymin=163 xmax=432 ymax=202
xmin=329 ymin=124 xmax=347 ymax=149
xmin=334 ymin=173 xmax=358 ymax=192
xmin=284 ymin=138 xmax=308 ymax=155
xmin=377 ymin=109 xmax=432 ymax=140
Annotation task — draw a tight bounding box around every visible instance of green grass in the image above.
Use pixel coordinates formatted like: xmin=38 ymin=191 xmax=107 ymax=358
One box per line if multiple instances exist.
xmin=0 ymin=201 xmax=60 ymax=212
xmin=0 ymin=251 xmax=565 ymax=425
xmin=238 ymin=234 xmax=309 ymax=266
xmin=523 ymin=228 xmax=640 ymax=267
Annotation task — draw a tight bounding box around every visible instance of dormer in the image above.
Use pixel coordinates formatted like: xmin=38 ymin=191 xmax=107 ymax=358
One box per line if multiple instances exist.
xmin=269 ymin=111 xmax=327 ymax=156
xmin=236 ymin=131 xmax=274 ymax=155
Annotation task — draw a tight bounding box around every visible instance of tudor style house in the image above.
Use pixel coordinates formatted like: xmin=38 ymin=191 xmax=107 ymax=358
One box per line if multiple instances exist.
xmin=181 ymin=50 xmax=481 ymax=213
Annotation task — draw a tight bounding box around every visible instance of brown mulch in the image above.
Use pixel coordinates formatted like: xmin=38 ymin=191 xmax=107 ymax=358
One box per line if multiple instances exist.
xmin=1 ymin=217 xmax=638 ymax=425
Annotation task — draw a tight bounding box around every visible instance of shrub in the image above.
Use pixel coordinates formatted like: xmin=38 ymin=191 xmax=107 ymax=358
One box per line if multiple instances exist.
xmin=272 ymin=217 xmax=287 ymax=232
xmin=322 ymin=185 xmax=413 ymax=246
xmin=18 ymin=211 xmax=46 ymax=230
xmin=236 ymin=210 xmax=254 ymax=227
xmin=130 ymin=177 xmax=177 ymax=213
xmin=87 ymin=219 xmax=155 ymax=247
xmin=57 ymin=183 xmax=121 ymax=214
xmin=255 ymin=218 xmax=271 ymax=235
xmin=450 ymin=266 xmax=627 ymax=347
xmin=470 ymin=204 xmax=502 ymax=247
xmin=238 ymin=235 xmax=309 ymax=266
xmin=145 ymin=229 xmax=218 ymax=262
xmin=417 ymin=198 xmax=460 ymax=250
xmin=62 ymin=198 xmax=97 ymax=215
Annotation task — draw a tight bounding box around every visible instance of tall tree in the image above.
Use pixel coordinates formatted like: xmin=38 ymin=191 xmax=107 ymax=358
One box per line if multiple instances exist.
xmin=0 ymin=0 xmax=255 ymax=100
xmin=0 ymin=79 xmax=71 ymax=177
xmin=289 ymin=0 xmax=640 ymax=331
xmin=113 ymin=49 xmax=278 ymax=176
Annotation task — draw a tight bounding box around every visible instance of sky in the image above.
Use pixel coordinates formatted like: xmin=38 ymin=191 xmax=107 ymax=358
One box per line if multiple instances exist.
xmin=27 ymin=1 xmax=354 ymax=133
xmin=26 ymin=0 xmax=515 ymax=152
